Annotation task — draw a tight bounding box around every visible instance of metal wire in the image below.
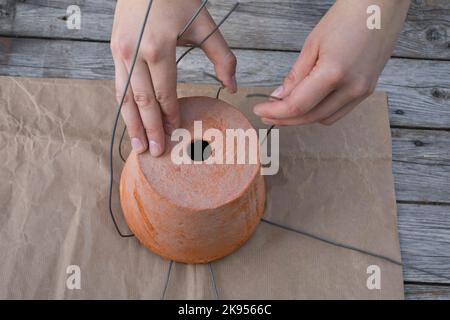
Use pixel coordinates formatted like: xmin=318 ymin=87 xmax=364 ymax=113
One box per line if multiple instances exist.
xmin=117 ymin=2 xmax=238 ymax=161
xmin=262 ymin=219 xmax=402 ymax=266
xmin=246 ymin=93 xmax=278 ymax=144
xmin=178 ymin=0 xmax=209 ymax=40
xmin=108 ymin=0 xmax=154 ymax=238
xmin=209 ymin=263 xmax=219 ymax=300
xmin=118 ymin=125 xmax=127 ymax=162
xmin=203 ymin=71 xmax=224 ymax=99
xmin=176 ymin=2 xmax=240 ymax=65
xmin=161 ymin=260 xmax=174 ymax=300
xmin=246 ymin=93 xmax=282 ymax=101
xmin=261 ymin=218 xmax=450 ymax=282
xmin=250 ymin=94 xmax=450 ymax=283
xmin=111 ymin=2 xmax=239 ymax=238
xmin=107 ymin=0 xmax=450 ymax=294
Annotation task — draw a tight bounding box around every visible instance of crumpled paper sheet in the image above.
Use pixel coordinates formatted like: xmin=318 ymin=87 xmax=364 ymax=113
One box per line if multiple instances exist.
xmin=0 ymin=76 xmax=403 ymax=299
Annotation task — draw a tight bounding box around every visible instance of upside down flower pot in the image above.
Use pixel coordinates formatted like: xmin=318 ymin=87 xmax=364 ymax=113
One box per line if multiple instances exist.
xmin=120 ymin=96 xmax=266 ymax=263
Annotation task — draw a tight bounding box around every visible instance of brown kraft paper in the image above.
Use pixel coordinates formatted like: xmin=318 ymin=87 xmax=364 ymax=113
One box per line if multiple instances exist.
xmin=0 ymin=76 xmax=403 ymax=299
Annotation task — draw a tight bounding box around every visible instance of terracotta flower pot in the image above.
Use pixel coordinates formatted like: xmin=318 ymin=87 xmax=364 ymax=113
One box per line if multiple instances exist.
xmin=120 ymin=96 xmax=265 ymax=263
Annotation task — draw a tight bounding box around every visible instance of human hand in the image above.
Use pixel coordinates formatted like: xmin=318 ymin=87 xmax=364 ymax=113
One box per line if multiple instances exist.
xmin=111 ymin=0 xmax=237 ymax=156
xmin=253 ymin=0 xmax=410 ymax=126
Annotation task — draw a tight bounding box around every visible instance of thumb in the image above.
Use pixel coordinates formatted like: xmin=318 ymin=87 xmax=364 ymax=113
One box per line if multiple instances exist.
xmin=273 ymin=39 xmax=319 ymax=99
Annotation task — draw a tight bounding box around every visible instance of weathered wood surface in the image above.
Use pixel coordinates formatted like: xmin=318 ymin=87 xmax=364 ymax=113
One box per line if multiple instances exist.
xmin=394 ymin=132 xmax=450 ymax=285
xmin=0 ymin=0 xmax=448 ymax=59
xmin=392 ymin=129 xmax=450 ymax=167
xmin=398 ymin=203 xmax=450 ymax=284
xmin=0 ymin=0 xmax=449 ymax=298
xmin=392 ymin=129 xmax=450 ymax=204
xmin=405 ymin=284 xmax=450 ymax=300
xmin=0 ymin=38 xmax=449 ymax=129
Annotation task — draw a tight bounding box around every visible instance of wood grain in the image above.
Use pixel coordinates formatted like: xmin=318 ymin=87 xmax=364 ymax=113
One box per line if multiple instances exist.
xmin=0 ymin=38 xmax=449 ymax=128
xmin=0 ymin=1 xmax=449 ymax=295
xmin=393 ymin=161 xmax=450 ymax=204
xmin=405 ymin=284 xmax=450 ymax=300
xmin=398 ymin=203 xmax=450 ymax=284
xmin=392 ymin=129 xmax=450 ymax=204
xmin=392 ymin=129 xmax=450 ymax=167
xmin=0 ymin=0 xmax=448 ymax=59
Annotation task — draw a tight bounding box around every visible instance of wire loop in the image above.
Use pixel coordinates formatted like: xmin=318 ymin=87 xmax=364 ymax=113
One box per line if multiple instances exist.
xmin=107 ymin=0 xmax=450 ymax=288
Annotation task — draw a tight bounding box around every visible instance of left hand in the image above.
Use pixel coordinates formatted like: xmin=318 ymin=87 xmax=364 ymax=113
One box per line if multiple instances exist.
xmin=253 ymin=0 xmax=410 ymax=126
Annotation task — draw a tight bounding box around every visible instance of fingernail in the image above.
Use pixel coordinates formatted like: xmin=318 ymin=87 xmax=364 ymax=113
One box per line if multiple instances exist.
xmin=226 ymin=75 xmax=237 ymax=93
xmin=131 ymin=138 xmax=145 ymax=153
xmin=253 ymin=107 xmax=262 ymax=116
xmin=149 ymin=140 xmax=162 ymax=157
xmin=271 ymin=85 xmax=284 ymax=98
xmin=232 ymin=75 xmax=237 ymax=89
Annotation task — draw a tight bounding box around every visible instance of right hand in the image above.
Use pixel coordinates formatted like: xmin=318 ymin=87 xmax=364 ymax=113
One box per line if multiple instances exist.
xmin=111 ymin=0 xmax=237 ymax=157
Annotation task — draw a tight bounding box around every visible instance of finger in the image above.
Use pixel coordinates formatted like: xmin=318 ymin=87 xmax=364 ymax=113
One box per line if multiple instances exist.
xmin=319 ymin=98 xmax=364 ymax=126
xmin=145 ymin=41 xmax=181 ymax=134
xmin=272 ymin=39 xmax=319 ymax=99
xmin=274 ymin=87 xmax=355 ymax=125
xmin=262 ymin=93 xmax=366 ymax=126
xmin=127 ymin=59 xmax=165 ymax=157
xmin=114 ymin=60 xmax=148 ymax=154
xmin=260 ymin=116 xmax=313 ymax=126
xmin=195 ymin=11 xmax=237 ymax=93
xmin=254 ymin=65 xmax=342 ymax=119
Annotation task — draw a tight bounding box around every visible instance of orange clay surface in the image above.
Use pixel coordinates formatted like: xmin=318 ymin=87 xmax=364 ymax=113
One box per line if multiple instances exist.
xmin=120 ymin=96 xmax=266 ymax=264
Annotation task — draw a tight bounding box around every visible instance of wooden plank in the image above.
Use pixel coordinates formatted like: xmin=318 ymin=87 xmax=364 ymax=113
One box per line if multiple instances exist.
xmin=398 ymin=203 xmax=450 ymax=284
xmin=0 ymin=37 xmax=449 ymax=128
xmin=0 ymin=0 xmax=448 ymax=59
xmin=393 ymin=161 xmax=450 ymax=204
xmin=405 ymin=284 xmax=450 ymax=300
xmin=392 ymin=129 xmax=450 ymax=166
xmin=378 ymin=59 xmax=450 ymax=129
xmin=392 ymin=129 xmax=450 ymax=204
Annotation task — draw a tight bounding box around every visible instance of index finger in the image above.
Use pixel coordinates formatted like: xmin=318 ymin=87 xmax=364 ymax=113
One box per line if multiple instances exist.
xmin=253 ymin=65 xmax=342 ymax=119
